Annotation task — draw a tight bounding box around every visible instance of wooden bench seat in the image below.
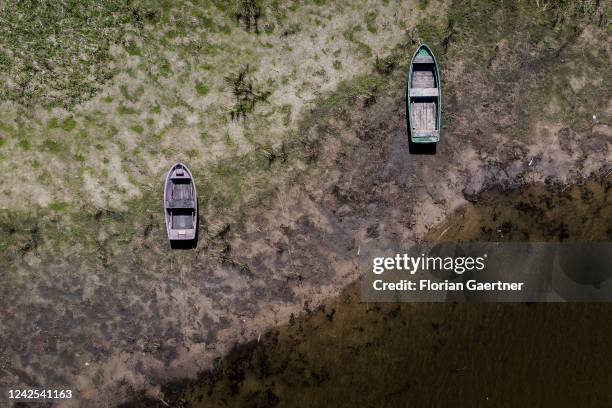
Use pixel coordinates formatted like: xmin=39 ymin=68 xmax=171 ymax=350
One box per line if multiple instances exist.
xmin=413 ymin=56 xmax=434 ymax=64
xmin=411 ymin=69 xmax=435 ymax=88
xmin=409 ymin=87 xmax=439 ymax=97
xmin=169 ymin=199 xmax=195 ymax=209
xmin=412 ymin=130 xmax=437 ymax=137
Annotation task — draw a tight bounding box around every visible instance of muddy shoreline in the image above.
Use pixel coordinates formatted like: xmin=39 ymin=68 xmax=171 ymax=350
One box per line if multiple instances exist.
xmin=120 ymin=176 xmax=612 ymax=407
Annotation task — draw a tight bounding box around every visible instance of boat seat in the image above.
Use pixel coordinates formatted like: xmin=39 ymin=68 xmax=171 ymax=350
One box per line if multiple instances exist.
xmin=169 ymin=199 xmax=195 ymax=209
xmin=413 ymin=56 xmax=434 ymax=64
xmin=412 ymin=130 xmax=437 ymax=137
xmin=410 ymin=88 xmax=439 ymax=97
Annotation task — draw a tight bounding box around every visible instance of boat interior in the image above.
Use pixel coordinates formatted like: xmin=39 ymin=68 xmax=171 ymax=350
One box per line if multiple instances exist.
xmin=168 ymin=177 xmax=195 ymax=230
xmin=410 ymin=63 xmax=438 ymax=133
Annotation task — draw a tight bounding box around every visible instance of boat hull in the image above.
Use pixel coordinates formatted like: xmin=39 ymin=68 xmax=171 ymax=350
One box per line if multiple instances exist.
xmin=406 ymin=44 xmax=441 ymax=144
xmin=164 ymin=163 xmax=197 ymax=241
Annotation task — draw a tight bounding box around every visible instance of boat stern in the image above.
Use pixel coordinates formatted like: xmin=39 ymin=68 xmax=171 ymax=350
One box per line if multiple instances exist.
xmin=168 ymin=228 xmax=196 ymax=241
xmin=410 ymin=130 xmax=440 ymax=144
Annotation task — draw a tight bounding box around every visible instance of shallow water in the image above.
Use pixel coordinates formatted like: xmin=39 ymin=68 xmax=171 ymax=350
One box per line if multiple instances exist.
xmin=430 ymin=178 xmax=611 ymax=243
xmin=123 ymin=178 xmax=612 ymax=407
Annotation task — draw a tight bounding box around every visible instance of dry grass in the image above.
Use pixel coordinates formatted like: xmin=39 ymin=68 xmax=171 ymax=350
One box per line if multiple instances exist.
xmin=0 ymin=0 xmax=427 ymax=214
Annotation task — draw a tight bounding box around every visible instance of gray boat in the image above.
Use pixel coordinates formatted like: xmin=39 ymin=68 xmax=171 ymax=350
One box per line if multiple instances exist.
xmin=164 ymin=163 xmax=197 ymax=241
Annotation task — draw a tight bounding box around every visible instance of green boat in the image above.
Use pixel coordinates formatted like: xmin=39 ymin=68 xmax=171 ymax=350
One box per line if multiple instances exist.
xmin=407 ymin=44 xmax=441 ymax=144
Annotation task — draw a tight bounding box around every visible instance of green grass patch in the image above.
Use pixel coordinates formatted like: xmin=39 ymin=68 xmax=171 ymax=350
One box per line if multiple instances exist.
xmin=18 ymin=139 xmax=31 ymax=150
xmin=365 ymin=11 xmax=378 ymax=33
xmin=195 ymin=81 xmax=211 ymax=96
xmin=41 ymin=138 xmax=62 ymax=153
xmin=48 ymin=118 xmax=60 ymax=129
xmin=343 ymin=25 xmax=362 ymax=42
xmin=124 ymin=41 xmax=142 ymax=56
xmin=120 ymin=85 xmax=145 ymax=103
xmin=0 ymin=121 xmax=16 ymax=136
xmin=320 ymin=74 xmax=384 ymax=110
xmin=61 ymin=117 xmax=77 ymax=132
xmin=130 ymin=124 xmax=145 ymax=134
xmin=158 ymin=57 xmax=174 ymax=77
xmin=49 ymin=202 xmax=69 ymax=212
xmin=280 ymin=104 xmax=292 ymax=126
xmin=117 ymin=105 xmax=139 ymax=115
xmin=0 ymin=0 xmax=160 ymax=108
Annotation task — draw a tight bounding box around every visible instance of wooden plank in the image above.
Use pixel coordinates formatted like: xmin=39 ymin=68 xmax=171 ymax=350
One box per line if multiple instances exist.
xmin=413 ymin=56 xmax=434 ymax=64
xmin=413 ymin=130 xmax=437 ymax=137
xmin=172 ymin=182 xmax=193 ymax=200
xmin=411 ymin=101 xmax=437 ymax=131
xmin=411 ymin=69 xmax=435 ymax=88
xmin=410 ymin=87 xmax=439 ymax=97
